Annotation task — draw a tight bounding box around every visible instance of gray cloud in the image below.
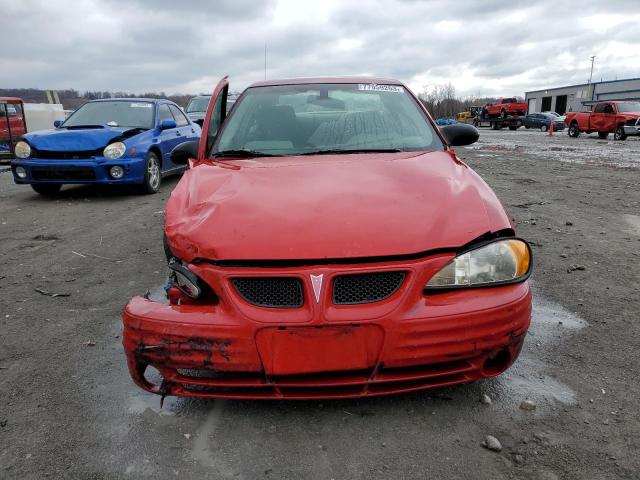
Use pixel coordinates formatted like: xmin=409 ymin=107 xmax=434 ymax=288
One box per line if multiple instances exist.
xmin=2 ymin=0 xmax=639 ymax=97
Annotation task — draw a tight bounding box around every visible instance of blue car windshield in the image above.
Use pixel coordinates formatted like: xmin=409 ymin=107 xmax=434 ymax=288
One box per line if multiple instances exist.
xmin=214 ymin=83 xmax=443 ymax=156
xmin=63 ymin=101 xmax=154 ymax=129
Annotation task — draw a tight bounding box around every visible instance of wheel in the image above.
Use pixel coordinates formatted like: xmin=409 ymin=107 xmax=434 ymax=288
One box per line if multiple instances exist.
xmin=614 ymin=124 xmax=627 ymax=141
xmin=31 ymin=184 xmax=62 ymax=196
xmin=141 ymin=152 xmax=161 ymax=194
xmin=500 ymin=109 xmax=507 ymax=119
xmin=568 ymin=122 xmax=580 ymax=137
xmin=598 ymin=131 xmax=609 ymax=139
xmin=524 ymin=125 xmax=530 ymax=129
xmin=541 ymin=125 xmax=548 ymax=132
xmin=509 ymin=126 xmax=518 ymax=130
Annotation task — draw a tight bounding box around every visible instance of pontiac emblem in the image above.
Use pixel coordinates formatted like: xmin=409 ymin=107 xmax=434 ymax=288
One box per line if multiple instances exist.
xmin=310 ymin=274 xmax=323 ymax=303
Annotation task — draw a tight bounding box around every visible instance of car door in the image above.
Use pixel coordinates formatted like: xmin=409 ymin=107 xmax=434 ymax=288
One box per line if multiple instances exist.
xmin=156 ymin=103 xmax=182 ymax=168
xmin=590 ymin=103 xmax=606 ymax=132
xmin=198 ymin=76 xmax=229 ymax=161
xmin=0 ymin=103 xmax=10 ymax=160
xmin=168 ymin=104 xmax=198 ymax=169
xmin=530 ymin=114 xmax=540 ymax=128
xmin=602 ymin=103 xmax=617 ymax=131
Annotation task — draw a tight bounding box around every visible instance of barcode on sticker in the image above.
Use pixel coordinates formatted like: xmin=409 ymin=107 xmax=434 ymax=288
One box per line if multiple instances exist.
xmin=358 ymin=84 xmax=404 ymax=93
xmin=130 ymin=103 xmax=153 ymax=108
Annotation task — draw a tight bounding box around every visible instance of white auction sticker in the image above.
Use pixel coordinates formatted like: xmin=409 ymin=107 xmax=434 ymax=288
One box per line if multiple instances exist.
xmin=130 ymin=102 xmax=153 ymax=108
xmin=358 ymin=84 xmax=404 ymax=93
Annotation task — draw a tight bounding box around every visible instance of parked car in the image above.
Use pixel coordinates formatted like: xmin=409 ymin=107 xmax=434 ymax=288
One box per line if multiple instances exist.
xmin=0 ymin=97 xmax=27 ymax=162
xmin=565 ymin=101 xmax=640 ymax=140
xmin=522 ymin=112 xmax=565 ymax=132
xmin=11 ymin=98 xmax=201 ymax=195
xmin=543 ymin=111 xmax=566 ymax=122
xmin=484 ymin=97 xmax=527 ymax=118
xmin=185 ymin=93 xmax=238 ymax=126
xmin=122 ymin=76 xmax=533 ymax=400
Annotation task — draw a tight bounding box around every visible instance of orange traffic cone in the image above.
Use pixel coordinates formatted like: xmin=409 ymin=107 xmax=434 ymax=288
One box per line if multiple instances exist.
xmin=548 ymin=118 xmax=554 ymax=136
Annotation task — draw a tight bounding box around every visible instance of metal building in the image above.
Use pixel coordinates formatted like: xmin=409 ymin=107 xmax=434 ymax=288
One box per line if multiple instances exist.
xmin=525 ymin=77 xmax=640 ymax=114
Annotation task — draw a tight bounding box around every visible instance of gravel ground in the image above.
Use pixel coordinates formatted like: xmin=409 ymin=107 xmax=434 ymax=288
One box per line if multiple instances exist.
xmin=1 ymin=128 xmax=639 ymax=479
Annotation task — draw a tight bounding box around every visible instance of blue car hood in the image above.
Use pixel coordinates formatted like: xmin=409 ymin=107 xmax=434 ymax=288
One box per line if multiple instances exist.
xmin=25 ymin=126 xmax=142 ymax=151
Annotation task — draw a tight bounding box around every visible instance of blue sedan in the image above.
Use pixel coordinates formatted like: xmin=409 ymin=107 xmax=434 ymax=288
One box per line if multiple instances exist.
xmin=11 ymin=98 xmax=201 ymax=195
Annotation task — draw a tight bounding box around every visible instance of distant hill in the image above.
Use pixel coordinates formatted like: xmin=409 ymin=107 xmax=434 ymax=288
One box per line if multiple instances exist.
xmin=0 ymin=88 xmax=201 ymax=110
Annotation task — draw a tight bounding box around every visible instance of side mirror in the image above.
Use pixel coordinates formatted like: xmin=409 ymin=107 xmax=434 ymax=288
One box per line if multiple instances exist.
xmin=53 ymin=120 xmax=64 ymax=128
xmin=160 ymin=119 xmax=177 ymax=130
xmin=170 ymin=140 xmax=199 ymax=165
xmin=440 ymin=124 xmax=479 ymax=146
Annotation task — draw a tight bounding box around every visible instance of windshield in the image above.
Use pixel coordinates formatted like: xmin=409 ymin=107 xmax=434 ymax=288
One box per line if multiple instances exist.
xmin=214 ymin=83 xmax=443 ymax=156
xmin=186 ymin=97 xmax=210 ymax=113
xmin=63 ymin=101 xmax=154 ymax=129
xmin=617 ymin=103 xmax=640 ymax=113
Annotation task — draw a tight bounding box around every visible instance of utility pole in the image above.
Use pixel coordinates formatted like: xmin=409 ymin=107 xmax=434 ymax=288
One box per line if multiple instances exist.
xmin=587 ymin=55 xmax=596 ymax=101
xmin=588 ymin=55 xmax=596 ymax=84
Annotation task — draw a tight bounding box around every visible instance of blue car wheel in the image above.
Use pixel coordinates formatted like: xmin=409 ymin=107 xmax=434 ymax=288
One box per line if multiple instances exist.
xmin=141 ymin=152 xmax=161 ymax=194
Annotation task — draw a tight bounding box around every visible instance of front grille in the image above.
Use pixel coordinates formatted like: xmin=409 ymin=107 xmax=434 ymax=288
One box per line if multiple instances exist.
xmin=333 ymin=271 xmax=405 ymax=305
xmin=31 ymin=167 xmax=96 ymax=181
xmin=31 ymin=148 xmax=100 ymax=160
xmin=232 ymin=277 xmax=303 ymax=308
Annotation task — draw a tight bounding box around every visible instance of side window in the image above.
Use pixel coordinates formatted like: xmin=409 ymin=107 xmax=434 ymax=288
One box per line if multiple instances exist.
xmin=169 ymin=105 xmax=189 ymax=127
xmin=604 ymin=103 xmax=614 ymax=114
xmin=594 ymin=103 xmax=605 ymax=113
xmin=12 ymin=103 xmax=23 ymax=116
xmin=6 ymin=105 xmax=17 ymax=116
xmin=208 ymin=93 xmax=225 ymax=140
xmin=158 ymin=104 xmax=174 ymax=124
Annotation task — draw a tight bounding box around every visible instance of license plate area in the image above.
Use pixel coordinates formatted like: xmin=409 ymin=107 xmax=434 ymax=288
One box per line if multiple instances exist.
xmin=255 ymin=325 xmax=384 ymax=376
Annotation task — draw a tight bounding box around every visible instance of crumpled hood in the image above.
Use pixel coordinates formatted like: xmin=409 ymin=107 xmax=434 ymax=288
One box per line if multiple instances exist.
xmin=165 ymin=151 xmax=512 ymax=262
xmin=24 ymin=126 xmax=135 ymax=151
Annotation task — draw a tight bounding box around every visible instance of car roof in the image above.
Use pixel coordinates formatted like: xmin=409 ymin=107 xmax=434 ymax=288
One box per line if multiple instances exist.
xmin=249 ymin=76 xmax=404 ymax=88
xmin=88 ymin=98 xmax=172 ymax=104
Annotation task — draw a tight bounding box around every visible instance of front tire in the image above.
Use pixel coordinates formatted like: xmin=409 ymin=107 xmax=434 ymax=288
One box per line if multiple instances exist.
xmin=541 ymin=124 xmax=548 ymax=132
xmin=568 ymin=122 xmax=580 ymax=137
xmin=598 ymin=131 xmax=609 ymax=139
xmin=141 ymin=152 xmax=161 ymax=194
xmin=614 ymin=125 xmax=627 ymax=141
xmin=31 ymin=184 xmax=62 ymax=196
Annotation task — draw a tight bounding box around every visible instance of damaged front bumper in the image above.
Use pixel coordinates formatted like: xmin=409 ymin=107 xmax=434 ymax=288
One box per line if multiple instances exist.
xmin=122 ymin=256 xmax=532 ymax=400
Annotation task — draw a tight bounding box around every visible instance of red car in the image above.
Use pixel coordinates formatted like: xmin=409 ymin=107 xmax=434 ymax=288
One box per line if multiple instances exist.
xmin=564 ymin=101 xmax=640 ymax=140
xmin=0 ymin=97 xmax=27 ymax=162
xmin=122 ymin=77 xmax=532 ymax=400
xmin=484 ymin=97 xmax=528 ymax=118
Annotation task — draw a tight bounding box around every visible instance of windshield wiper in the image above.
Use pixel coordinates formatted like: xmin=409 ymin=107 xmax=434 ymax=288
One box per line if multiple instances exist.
xmin=213 ymin=149 xmax=277 ymax=158
xmin=298 ymin=148 xmax=403 ymax=156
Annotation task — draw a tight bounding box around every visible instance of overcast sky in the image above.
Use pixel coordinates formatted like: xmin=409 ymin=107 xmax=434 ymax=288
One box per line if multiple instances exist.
xmin=2 ymin=0 xmax=640 ymax=98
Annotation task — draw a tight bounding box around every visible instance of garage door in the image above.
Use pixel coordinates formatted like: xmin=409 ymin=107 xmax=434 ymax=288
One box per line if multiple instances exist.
xmin=528 ymin=98 xmax=537 ymax=113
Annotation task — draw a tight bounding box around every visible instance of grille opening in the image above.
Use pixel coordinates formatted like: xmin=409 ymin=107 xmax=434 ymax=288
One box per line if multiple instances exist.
xmin=31 ymin=167 xmax=96 ymax=181
xmin=232 ymin=277 xmax=303 ymax=308
xmin=333 ymin=271 xmax=405 ymax=305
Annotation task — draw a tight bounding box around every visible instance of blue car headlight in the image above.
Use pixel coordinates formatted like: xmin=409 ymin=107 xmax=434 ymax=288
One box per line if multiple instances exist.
xmin=103 ymin=142 xmax=126 ymax=160
xmin=14 ymin=141 xmax=31 ymax=159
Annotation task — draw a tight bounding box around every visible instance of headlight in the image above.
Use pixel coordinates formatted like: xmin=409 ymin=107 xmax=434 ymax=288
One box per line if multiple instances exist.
xmin=103 ymin=142 xmax=126 ymax=160
xmin=14 ymin=141 xmax=31 ymax=159
xmin=426 ymin=238 xmax=531 ymax=290
xmin=169 ymin=262 xmax=203 ymax=299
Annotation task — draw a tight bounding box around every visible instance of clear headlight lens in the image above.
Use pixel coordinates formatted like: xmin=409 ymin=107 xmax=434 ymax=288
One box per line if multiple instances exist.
xmin=169 ymin=262 xmax=203 ymax=299
xmin=103 ymin=142 xmax=126 ymax=160
xmin=426 ymin=239 xmax=531 ymax=289
xmin=14 ymin=141 xmax=31 ymax=158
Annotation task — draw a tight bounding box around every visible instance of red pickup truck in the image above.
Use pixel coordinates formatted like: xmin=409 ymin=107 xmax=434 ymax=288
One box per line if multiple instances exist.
xmin=484 ymin=97 xmax=528 ymax=118
xmin=0 ymin=97 xmax=27 ymax=161
xmin=565 ymin=101 xmax=640 ymax=140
